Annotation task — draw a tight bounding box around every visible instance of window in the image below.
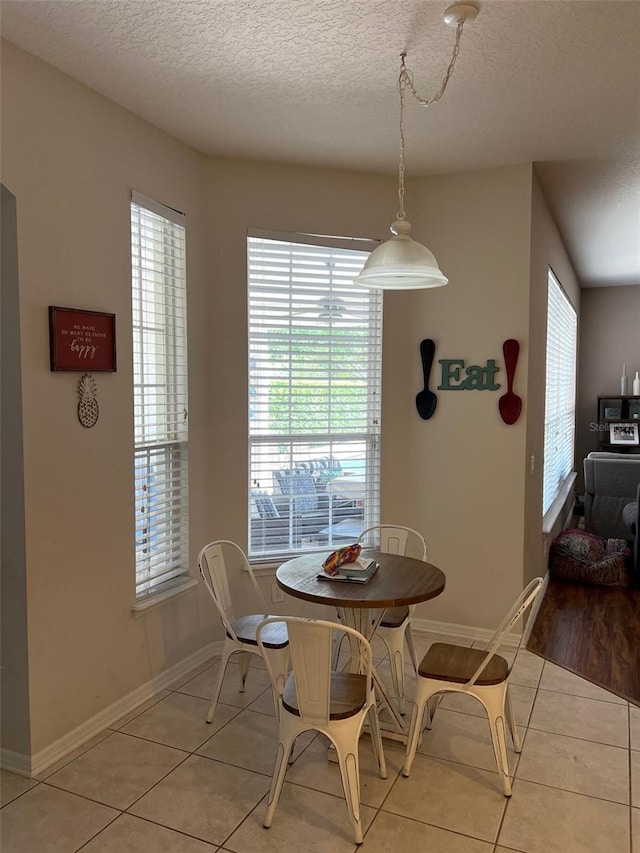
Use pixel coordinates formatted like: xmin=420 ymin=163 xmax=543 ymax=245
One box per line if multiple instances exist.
xmin=248 ymin=232 xmax=382 ymax=559
xmin=131 ymin=192 xmax=189 ymax=598
xmin=543 ymin=269 xmax=577 ymax=516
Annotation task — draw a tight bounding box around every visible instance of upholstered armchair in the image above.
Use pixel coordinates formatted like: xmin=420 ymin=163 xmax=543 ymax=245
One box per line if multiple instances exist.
xmin=583 ymin=452 xmax=640 ymax=540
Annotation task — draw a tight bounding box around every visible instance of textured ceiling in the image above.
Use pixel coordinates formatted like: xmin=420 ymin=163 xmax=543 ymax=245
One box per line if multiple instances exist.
xmin=2 ymin=0 xmax=639 ymax=287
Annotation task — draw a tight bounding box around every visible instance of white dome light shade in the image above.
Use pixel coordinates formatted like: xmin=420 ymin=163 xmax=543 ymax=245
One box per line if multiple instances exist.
xmin=353 ymin=220 xmax=448 ymax=290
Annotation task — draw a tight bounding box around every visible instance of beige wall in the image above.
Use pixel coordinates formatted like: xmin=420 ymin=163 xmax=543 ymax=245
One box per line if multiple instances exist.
xmin=384 ymin=165 xmax=534 ymax=628
xmin=576 ymin=285 xmax=640 ymax=487
xmin=1 ymin=184 xmax=32 ymax=757
xmin=1 ymin=41 xmax=215 ymax=756
xmin=1 ymin=40 xmax=566 ymax=761
xmin=524 ymin=173 xmax=581 ymax=582
xmin=203 ymin=161 xmax=536 ymax=633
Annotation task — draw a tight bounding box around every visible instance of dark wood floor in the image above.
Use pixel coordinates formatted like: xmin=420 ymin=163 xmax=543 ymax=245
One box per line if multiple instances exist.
xmin=528 ymin=579 xmax=640 ymax=706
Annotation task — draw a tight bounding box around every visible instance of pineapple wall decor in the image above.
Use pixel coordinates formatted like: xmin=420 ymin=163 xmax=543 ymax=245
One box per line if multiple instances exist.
xmin=77 ymin=374 xmax=99 ymax=428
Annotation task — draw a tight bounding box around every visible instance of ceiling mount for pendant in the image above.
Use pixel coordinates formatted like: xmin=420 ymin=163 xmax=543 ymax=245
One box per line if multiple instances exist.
xmin=353 ymin=3 xmax=479 ymax=291
xmin=444 ymin=4 xmax=479 ymax=27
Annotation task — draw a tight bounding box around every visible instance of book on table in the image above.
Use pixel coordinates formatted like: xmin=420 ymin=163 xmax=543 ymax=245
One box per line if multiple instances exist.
xmin=317 ymin=558 xmax=378 ymax=583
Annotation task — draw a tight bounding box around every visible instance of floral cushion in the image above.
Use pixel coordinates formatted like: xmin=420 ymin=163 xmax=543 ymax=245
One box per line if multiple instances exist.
xmin=549 ymin=528 xmax=632 ymax=587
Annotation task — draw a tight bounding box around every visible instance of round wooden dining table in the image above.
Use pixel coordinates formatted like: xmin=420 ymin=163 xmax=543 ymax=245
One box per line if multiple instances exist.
xmin=276 ymin=549 xmax=446 ymax=741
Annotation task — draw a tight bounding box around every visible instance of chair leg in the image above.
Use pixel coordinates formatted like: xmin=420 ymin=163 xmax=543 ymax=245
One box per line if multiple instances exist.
xmin=483 ymin=689 xmax=512 ymax=797
xmin=367 ymin=704 xmax=387 ymax=780
xmin=332 ymin=728 xmax=364 ymax=845
xmin=263 ymin=729 xmax=296 ymax=829
xmin=206 ymin=647 xmax=232 ymax=723
xmin=402 ymin=692 xmax=428 ymax=778
xmin=238 ymin=650 xmax=252 ymax=692
xmin=381 ymin=631 xmax=407 ymax=715
xmin=425 ymin=694 xmax=442 ymax=729
xmin=405 ymin=623 xmax=419 ymax=675
xmin=504 ymin=685 xmax=521 ymax=753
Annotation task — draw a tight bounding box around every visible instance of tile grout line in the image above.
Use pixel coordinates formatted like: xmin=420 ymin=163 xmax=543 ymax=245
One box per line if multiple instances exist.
xmin=7 ymin=648 xmax=632 ymax=852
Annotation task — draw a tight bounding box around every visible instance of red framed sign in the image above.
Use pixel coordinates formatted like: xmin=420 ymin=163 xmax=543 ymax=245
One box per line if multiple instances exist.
xmin=49 ymin=306 xmax=117 ymax=372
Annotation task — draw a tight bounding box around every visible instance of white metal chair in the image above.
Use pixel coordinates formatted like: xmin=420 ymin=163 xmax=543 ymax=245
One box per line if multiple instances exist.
xmin=197 ymin=540 xmax=289 ymax=723
xmin=257 ymin=616 xmax=387 ymax=845
xmin=402 ymin=576 xmax=545 ymax=796
xmin=356 ymin=524 xmax=428 ymax=714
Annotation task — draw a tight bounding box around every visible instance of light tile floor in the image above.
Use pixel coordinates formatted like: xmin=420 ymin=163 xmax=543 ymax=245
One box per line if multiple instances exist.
xmin=1 ymin=635 xmax=637 ymax=853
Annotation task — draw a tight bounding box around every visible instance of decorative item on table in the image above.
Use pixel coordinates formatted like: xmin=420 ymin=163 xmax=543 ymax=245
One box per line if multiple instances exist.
xmin=318 ymin=544 xmax=378 ymax=583
xmin=338 ymin=556 xmax=379 ymax=580
xmin=322 ymin=543 xmax=362 ymax=575
xmin=317 ymin=558 xmax=378 ymax=583
xmin=604 ymin=406 xmax=622 ymax=420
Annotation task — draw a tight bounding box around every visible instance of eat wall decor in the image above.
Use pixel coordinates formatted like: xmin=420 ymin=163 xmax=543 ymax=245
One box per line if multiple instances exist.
xmin=416 ymin=338 xmax=522 ymax=425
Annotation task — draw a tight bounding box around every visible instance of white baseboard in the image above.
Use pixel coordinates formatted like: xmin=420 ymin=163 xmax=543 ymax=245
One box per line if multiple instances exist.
xmin=0 ymin=746 xmax=32 ymax=778
xmin=412 ymin=617 xmax=521 ymax=651
xmin=1 ymin=640 xmax=224 ymax=779
xmin=3 ymin=612 xmax=528 ymax=779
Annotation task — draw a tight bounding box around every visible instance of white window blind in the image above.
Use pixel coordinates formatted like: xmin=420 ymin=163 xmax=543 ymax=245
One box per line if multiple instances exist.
xmin=248 ymin=234 xmax=382 ymax=559
xmin=543 ymin=269 xmax=577 ymax=515
xmin=131 ymin=192 xmax=189 ymax=598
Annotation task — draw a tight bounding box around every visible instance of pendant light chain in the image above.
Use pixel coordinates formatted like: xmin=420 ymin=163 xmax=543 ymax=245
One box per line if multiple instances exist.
xmin=397 ymin=73 xmax=407 ymax=220
xmin=396 ymin=19 xmax=466 ymax=222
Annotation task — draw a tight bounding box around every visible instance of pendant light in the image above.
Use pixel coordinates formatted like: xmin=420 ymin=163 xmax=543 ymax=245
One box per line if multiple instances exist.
xmin=353 ymin=4 xmax=478 ymax=290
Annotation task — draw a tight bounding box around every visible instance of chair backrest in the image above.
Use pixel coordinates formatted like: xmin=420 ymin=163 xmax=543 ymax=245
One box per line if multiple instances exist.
xmin=467 ymin=577 xmax=545 ymax=686
xmin=198 ymin=540 xmax=269 ymax=641
xmin=358 ymin=525 xmax=427 ymax=560
xmin=257 ymin=616 xmax=373 ymax=724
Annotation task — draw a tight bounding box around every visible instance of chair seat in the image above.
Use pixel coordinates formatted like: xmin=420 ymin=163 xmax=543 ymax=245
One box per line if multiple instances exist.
xmin=228 ymin=614 xmax=289 ymax=649
xmin=281 ymin=671 xmax=367 ymax=720
xmin=380 ymin=606 xmax=410 ymax=628
xmin=418 ymin=643 xmax=509 ymax=686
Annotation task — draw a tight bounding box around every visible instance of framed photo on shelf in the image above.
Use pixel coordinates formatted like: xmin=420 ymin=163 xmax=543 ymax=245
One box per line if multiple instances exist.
xmin=604 ymin=406 xmax=621 ymax=420
xmin=609 ymin=422 xmax=639 ymax=446
xmin=629 ymin=401 xmax=640 ymax=420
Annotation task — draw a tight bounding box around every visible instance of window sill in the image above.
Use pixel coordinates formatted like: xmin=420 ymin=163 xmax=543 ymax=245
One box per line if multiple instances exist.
xmin=248 ymin=548 xmax=329 ymax=576
xmin=131 ymin=577 xmax=198 ymax=616
xmin=543 ymin=472 xmax=577 ymax=535
xmin=247 ymin=560 xmax=282 ymax=577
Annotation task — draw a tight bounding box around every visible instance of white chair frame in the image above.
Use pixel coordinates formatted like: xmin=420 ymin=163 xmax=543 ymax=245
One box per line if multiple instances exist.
xmin=198 ymin=540 xmax=289 ymax=722
xmin=402 ymin=576 xmax=545 ymax=796
xmin=258 ymin=616 xmax=387 ymax=845
xmin=356 ymin=524 xmax=428 ymax=714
